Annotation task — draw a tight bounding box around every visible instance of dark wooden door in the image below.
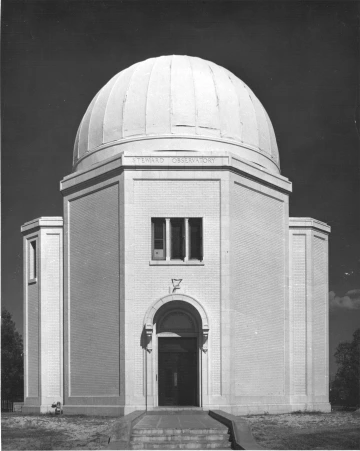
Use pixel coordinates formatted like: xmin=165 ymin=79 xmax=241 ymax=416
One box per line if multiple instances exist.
xmin=158 ymin=337 xmax=197 ymax=406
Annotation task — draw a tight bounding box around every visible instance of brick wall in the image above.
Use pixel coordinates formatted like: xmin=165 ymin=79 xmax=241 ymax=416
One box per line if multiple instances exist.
xmin=27 ymin=282 xmax=39 ymax=397
xmin=69 ymin=184 xmax=120 ymax=396
xmin=41 ymin=232 xmax=62 ymax=399
xmin=290 ymin=234 xmax=307 ymax=396
xmin=313 ymin=236 xmax=327 ymax=396
xmin=230 ymin=181 xmax=287 ymax=398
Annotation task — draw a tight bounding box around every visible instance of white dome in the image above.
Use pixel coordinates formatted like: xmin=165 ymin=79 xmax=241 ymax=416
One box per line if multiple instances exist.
xmin=73 ymin=55 xmax=280 ymax=173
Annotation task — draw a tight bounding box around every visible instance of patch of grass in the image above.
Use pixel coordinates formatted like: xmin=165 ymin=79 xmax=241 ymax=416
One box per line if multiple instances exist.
xmin=1 ymin=427 xmax=69 ymax=450
xmin=1 ymin=413 xmax=117 ymax=450
xmin=280 ymin=428 xmax=359 ymax=450
xmin=245 ymin=411 xmax=360 ymax=450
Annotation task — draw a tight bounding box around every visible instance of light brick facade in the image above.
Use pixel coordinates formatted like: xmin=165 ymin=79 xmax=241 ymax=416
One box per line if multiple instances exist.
xmin=22 ymin=56 xmax=331 ymax=415
xmin=21 ymin=218 xmax=63 ymax=414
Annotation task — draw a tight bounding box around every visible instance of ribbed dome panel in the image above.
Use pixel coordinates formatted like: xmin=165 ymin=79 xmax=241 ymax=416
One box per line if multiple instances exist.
xmin=88 ymin=74 xmax=119 ymax=150
xmin=146 ymin=56 xmax=172 ymax=135
xmin=210 ymin=62 xmax=241 ymax=141
xmin=191 ymin=57 xmax=220 ymax=136
xmin=103 ymin=65 xmax=138 ymax=142
xmin=229 ymin=73 xmax=259 ymax=148
xmin=171 ymin=55 xmax=196 ymax=134
xmin=73 ymin=55 xmax=280 ymax=172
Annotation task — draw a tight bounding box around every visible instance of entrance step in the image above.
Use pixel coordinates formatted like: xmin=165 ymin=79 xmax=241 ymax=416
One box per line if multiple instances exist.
xmin=129 ymin=414 xmax=231 ymax=450
xmin=130 ymin=435 xmax=230 ymax=450
xmin=149 ymin=408 xmax=206 ymax=415
xmin=133 ymin=429 xmax=226 ymax=436
xmin=131 ymin=442 xmax=230 ymax=450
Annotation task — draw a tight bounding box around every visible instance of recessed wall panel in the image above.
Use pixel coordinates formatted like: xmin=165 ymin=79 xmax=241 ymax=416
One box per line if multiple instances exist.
xmin=69 ymin=184 xmax=120 ymax=396
xmin=231 ymin=182 xmax=286 ymax=397
xmin=28 ymin=283 xmax=39 ymax=397
xmin=42 ymin=233 xmax=62 ymax=397
xmin=291 ymin=234 xmax=307 ymax=395
xmin=313 ymin=236 xmax=327 ymax=396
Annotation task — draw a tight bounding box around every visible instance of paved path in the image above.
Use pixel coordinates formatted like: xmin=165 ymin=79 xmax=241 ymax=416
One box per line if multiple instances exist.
xmin=134 ymin=413 xmax=228 ymax=431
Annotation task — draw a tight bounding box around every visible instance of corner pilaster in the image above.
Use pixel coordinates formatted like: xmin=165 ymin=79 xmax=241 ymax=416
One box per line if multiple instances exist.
xmin=21 ymin=217 xmax=64 ymax=414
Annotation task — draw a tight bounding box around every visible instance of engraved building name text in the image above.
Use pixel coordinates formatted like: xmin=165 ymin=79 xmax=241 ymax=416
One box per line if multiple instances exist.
xmin=131 ymin=157 xmax=216 ymax=164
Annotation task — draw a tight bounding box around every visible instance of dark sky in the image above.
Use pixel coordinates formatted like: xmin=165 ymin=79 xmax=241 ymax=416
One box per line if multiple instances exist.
xmin=2 ymin=0 xmax=360 ymax=377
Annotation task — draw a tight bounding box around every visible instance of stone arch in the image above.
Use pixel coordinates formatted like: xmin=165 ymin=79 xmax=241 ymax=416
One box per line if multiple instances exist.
xmin=143 ymin=294 xmax=209 ymax=353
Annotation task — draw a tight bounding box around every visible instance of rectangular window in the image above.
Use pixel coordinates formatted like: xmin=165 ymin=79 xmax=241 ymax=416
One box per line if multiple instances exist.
xmin=29 ymin=240 xmax=37 ymax=280
xmin=189 ymin=218 xmax=203 ymax=260
xmin=170 ymin=218 xmax=185 ymax=260
xmin=152 ymin=218 xmax=166 ymax=260
xmin=151 ymin=217 xmax=203 ymax=262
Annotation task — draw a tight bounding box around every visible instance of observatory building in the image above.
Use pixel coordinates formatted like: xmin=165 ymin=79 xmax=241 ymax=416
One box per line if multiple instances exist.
xmin=21 ymin=55 xmax=331 ymax=415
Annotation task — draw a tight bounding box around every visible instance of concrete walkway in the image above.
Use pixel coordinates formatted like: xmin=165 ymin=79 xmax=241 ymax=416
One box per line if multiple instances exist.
xmin=134 ymin=412 xmax=228 ymax=431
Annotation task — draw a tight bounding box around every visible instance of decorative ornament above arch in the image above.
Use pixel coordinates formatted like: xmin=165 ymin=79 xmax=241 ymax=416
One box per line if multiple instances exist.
xmin=143 ymin=294 xmax=210 ymax=353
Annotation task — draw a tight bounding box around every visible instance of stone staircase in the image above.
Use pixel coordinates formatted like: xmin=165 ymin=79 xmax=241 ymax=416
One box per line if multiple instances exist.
xmin=129 ymin=413 xmax=232 ymax=450
xmin=130 ymin=427 xmax=231 ymax=449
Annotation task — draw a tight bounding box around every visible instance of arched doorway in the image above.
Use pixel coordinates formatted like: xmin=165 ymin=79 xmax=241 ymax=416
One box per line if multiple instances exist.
xmin=143 ymin=294 xmax=209 ymax=408
xmin=157 ymin=307 xmax=199 ymax=406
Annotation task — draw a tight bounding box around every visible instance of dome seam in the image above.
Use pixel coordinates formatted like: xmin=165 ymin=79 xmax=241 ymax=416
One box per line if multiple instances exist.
xmin=169 ymin=55 xmax=174 ymax=133
xmin=102 ymin=72 xmax=123 ymax=146
xmin=263 ymin=108 xmax=275 ymax=162
xmin=249 ymin=87 xmax=272 ymax=159
xmin=226 ymin=72 xmax=243 ymax=142
xmin=207 ymin=62 xmax=221 ymax=138
xmin=121 ymin=63 xmax=140 ymax=138
xmin=264 ymin=110 xmax=279 ymax=165
xmin=188 ymin=56 xmax=198 ymax=135
xmin=78 ymin=90 xmax=101 ymax=157
xmin=144 ymin=58 xmax=157 ymax=136
xmin=73 ymin=123 xmax=81 ymax=164
xmin=244 ymin=85 xmax=260 ymax=149
xmin=87 ymin=87 xmax=106 ymax=153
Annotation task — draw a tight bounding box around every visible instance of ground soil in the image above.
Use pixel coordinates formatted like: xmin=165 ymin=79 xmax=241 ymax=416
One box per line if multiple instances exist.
xmin=1 ymin=413 xmax=118 ymax=450
xmin=1 ymin=410 xmax=360 ymax=450
xmin=245 ymin=411 xmax=360 ymax=450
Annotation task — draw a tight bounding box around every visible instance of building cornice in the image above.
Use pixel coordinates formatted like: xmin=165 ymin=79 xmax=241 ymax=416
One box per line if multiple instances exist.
xmin=73 ymin=134 xmax=280 ymax=173
xmin=21 ymin=217 xmax=63 ymax=235
xmin=289 ymin=217 xmax=331 ymax=234
xmin=61 ymin=151 xmax=292 ymax=196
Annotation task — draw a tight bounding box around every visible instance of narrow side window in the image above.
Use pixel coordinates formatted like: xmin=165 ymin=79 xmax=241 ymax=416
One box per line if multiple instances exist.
xmin=189 ymin=218 xmax=203 ymax=260
xmin=170 ymin=218 xmax=185 ymax=260
xmin=29 ymin=240 xmax=37 ymax=280
xmin=152 ymin=218 xmax=166 ymax=260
